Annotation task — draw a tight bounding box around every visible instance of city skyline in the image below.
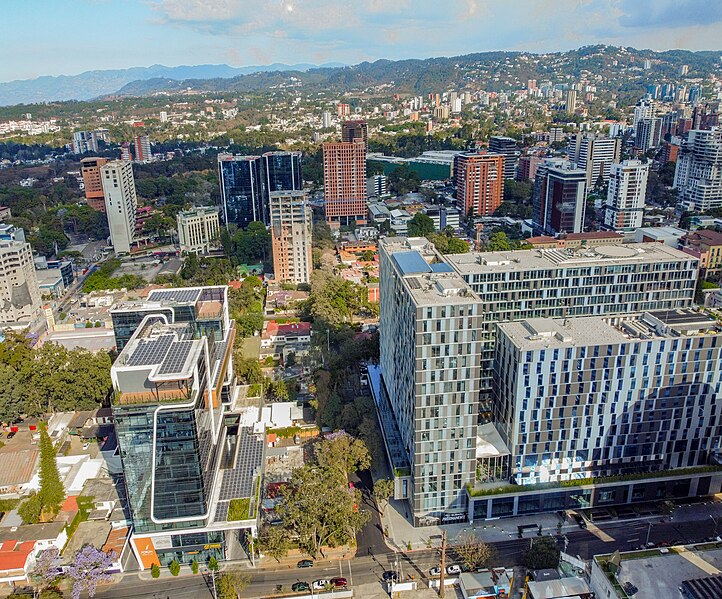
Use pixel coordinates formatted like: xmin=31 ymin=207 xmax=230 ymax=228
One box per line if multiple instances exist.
xmin=3 ymin=0 xmax=722 ymax=82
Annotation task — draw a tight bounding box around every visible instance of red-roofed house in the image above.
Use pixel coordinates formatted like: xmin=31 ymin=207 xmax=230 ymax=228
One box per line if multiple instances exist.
xmin=0 ymin=540 xmax=36 ymax=584
xmin=260 ymin=321 xmax=312 ymax=362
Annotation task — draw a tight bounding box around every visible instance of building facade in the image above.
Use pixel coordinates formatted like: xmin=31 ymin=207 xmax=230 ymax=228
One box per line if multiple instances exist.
xmin=177 ymin=207 xmax=221 ymax=255
xmin=568 ymin=134 xmax=621 ymax=189
xmin=488 ymin=137 xmax=518 ymax=180
xmin=111 ymin=287 xmax=260 ymax=568
xmin=454 ymin=153 xmax=505 ymax=217
xmin=322 ymin=141 xmax=367 ymax=226
xmin=134 ymin=136 xmax=151 ymax=163
xmin=217 ymin=154 xmax=265 ymax=228
xmin=603 ymin=159 xmax=649 ymax=230
xmin=674 ymin=128 xmax=722 ymax=212
xmin=0 ymin=224 xmax=41 ymax=324
xmin=262 ymin=151 xmax=302 ymax=199
xmin=269 ymin=191 xmax=312 ymax=285
xmin=635 ymin=118 xmax=663 ymax=152
xmin=72 ymin=130 xmax=98 ymax=155
xmin=532 ymin=159 xmax=587 ymax=235
xmin=100 ymin=160 xmax=137 ymax=254
xmin=80 ymin=157 xmax=109 ymax=212
xmin=341 ymin=120 xmax=368 ymax=146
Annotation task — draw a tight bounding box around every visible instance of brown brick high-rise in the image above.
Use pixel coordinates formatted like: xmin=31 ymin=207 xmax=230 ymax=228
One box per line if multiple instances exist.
xmin=341 ymin=120 xmax=368 ymax=147
xmin=323 ymin=141 xmax=367 ymax=225
xmin=80 ymin=157 xmax=108 ymax=212
xmin=454 ymin=153 xmax=504 ymax=217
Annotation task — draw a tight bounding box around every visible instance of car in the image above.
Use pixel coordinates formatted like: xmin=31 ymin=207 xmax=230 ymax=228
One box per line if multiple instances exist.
xmin=331 ymin=577 xmax=348 ymax=588
xmin=446 ymin=565 xmax=462 ymax=575
xmin=296 ymin=559 xmax=314 ymax=568
xmin=312 ymin=580 xmax=330 ymax=590
xmin=6 ymin=432 xmax=15 ymax=440
xmin=429 ymin=567 xmax=441 ymax=577
xmin=292 ymin=582 xmax=310 ymax=592
xmin=382 ymin=570 xmax=399 ymax=582
xmin=573 ymin=514 xmax=587 ymax=529
xmin=82 ymin=442 xmax=90 ymax=450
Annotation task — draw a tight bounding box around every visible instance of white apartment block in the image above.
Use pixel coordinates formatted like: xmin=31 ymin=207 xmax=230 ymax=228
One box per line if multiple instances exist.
xmin=603 ymin=159 xmax=649 ymax=230
xmin=495 ymin=310 xmax=722 ymax=486
xmin=101 ymin=161 xmax=137 ymax=254
xmin=0 ymin=225 xmax=41 ymax=324
xmin=269 ymin=191 xmax=312 ymax=285
xmin=675 ymin=128 xmax=722 ymax=212
xmin=568 ymin=134 xmax=621 ymax=188
xmin=177 ymin=207 xmax=220 ymax=255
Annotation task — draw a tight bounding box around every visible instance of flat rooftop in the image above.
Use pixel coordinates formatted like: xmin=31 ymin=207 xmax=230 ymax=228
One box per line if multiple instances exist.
xmin=403 ymin=272 xmax=478 ymax=306
xmin=499 ymin=310 xmax=720 ymax=350
xmin=444 ymin=242 xmax=696 ymax=275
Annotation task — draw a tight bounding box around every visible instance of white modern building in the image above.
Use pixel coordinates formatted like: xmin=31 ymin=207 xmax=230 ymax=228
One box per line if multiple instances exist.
xmin=568 ymin=134 xmax=621 ymax=188
xmin=674 ymin=128 xmax=722 ymax=212
xmin=177 ymin=207 xmax=220 ymax=255
xmin=269 ymin=191 xmax=312 ymax=285
xmin=603 ymin=160 xmax=649 ymax=230
xmin=101 ymin=161 xmax=138 ymax=255
xmin=0 ymin=224 xmax=41 ymax=324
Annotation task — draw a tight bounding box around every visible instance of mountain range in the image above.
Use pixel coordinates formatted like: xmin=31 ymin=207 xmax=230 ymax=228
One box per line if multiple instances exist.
xmin=0 ymin=63 xmax=345 ymax=106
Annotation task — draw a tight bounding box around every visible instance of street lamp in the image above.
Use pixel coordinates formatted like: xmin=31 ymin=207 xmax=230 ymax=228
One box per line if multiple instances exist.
xmin=710 ymin=515 xmax=720 ymax=536
xmin=645 ymin=521 xmax=653 ymax=546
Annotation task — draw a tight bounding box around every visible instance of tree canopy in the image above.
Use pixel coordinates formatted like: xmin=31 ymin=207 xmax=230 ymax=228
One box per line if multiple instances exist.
xmin=407 ymin=212 xmax=435 ymax=237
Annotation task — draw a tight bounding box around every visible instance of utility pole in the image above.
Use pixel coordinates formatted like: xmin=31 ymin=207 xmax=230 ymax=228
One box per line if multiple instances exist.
xmin=439 ymin=530 xmax=447 ymax=598
xmin=645 ymin=521 xmax=653 ymax=546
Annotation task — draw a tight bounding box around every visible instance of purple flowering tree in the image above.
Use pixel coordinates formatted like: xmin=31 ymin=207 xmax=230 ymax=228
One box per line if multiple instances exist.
xmin=65 ymin=545 xmax=116 ymax=599
xmin=31 ymin=547 xmax=62 ymax=586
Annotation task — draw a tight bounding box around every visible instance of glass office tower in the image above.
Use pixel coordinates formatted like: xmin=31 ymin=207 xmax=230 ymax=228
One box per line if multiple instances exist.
xmin=217 ymin=154 xmax=265 ymax=227
xmin=262 ymin=151 xmax=302 ymax=197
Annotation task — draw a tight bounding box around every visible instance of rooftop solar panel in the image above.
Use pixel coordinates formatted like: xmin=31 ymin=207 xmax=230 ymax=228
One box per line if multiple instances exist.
xmin=218 ymin=427 xmax=263 ymax=502
xmin=126 ymin=335 xmax=174 ymax=366
xmin=392 ymin=251 xmax=432 ymax=276
xmin=148 ymin=288 xmax=202 ymax=304
xmin=157 ymin=341 xmax=195 ymax=375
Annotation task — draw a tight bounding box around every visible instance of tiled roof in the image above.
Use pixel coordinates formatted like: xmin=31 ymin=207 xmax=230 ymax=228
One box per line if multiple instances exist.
xmin=0 ymin=540 xmax=35 ymax=572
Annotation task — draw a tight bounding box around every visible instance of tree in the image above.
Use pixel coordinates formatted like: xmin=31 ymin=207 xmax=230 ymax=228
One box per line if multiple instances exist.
xmin=150 ymin=563 xmax=161 ymax=579
xmin=38 ymin=589 xmax=64 ymax=599
xmin=407 ymin=213 xmax=435 ymax=237
xmin=373 ymin=478 xmax=394 ymax=516
xmin=65 ymin=545 xmax=115 ymax=599
xmin=18 ymin=493 xmax=42 ymax=524
xmin=521 ymin=536 xmax=561 ymax=570
xmin=31 ymin=547 xmax=62 ymax=588
xmin=312 ymin=221 xmax=335 ymax=250
xmin=454 ymin=532 xmax=495 ymax=571
xmin=428 ymin=231 xmax=470 ymax=254
xmin=208 ymin=556 xmax=219 ymax=571
xmin=257 ymin=526 xmax=291 ymax=562
xmin=38 ymin=426 xmax=64 ymax=520
xmin=216 ymin=570 xmax=250 ymax=599
xmin=359 ymin=249 xmax=375 ymax=262
xmin=169 ymin=560 xmax=181 ymax=576
xmin=387 ymin=163 xmax=421 ymax=195
xmin=485 ymin=231 xmax=512 ymax=251
xmin=315 ymin=431 xmax=371 ymax=481
xmin=235 ymin=357 xmax=263 ymax=385
xmin=191 ymin=559 xmax=199 ymax=574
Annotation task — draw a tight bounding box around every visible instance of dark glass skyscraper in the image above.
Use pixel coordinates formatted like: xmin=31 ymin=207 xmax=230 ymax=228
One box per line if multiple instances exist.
xmin=217 ymin=154 xmax=265 ymax=227
xmin=262 ymin=151 xmax=302 ymax=197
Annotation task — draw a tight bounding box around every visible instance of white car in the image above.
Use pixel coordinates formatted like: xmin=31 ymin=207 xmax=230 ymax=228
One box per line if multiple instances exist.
xmin=82 ymin=442 xmax=90 ymax=450
xmin=446 ymin=565 xmax=462 ymax=575
xmin=429 ymin=567 xmax=441 ymax=577
xmin=312 ymin=580 xmax=330 ymax=590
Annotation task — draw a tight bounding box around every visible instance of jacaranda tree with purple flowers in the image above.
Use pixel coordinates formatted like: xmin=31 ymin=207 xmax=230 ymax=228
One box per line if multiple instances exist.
xmin=65 ymin=545 xmax=116 ymax=599
xmin=31 ymin=547 xmax=62 ymax=587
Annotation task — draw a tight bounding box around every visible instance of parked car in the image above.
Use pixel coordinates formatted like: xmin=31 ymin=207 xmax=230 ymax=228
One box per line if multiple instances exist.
xmin=382 ymin=570 xmax=399 ymax=582
xmin=292 ymin=582 xmax=310 ymax=592
xmin=446 ymin=565 xmax=462 ymax=575
xmin=331 ymin=577 xmax=348 ymax=588
xmin=6 ymin=432 xmax=15 ymax=440
xmin=429 ymin=567 xmax=441 ymax=577
xmin=297 ymin=559 xmax=314 ymax=568
xmin=573 ymin=514 xmax=587 ymax=529
xmin=312 ymin=580 xmax=330 ymax=590
xmin=82 ymin=442 xmax=90 ymax=450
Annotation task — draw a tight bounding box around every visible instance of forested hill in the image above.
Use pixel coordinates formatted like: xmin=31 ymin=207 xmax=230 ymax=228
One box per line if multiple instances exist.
xmin=112 ymin=46 xmax=722 ymax=99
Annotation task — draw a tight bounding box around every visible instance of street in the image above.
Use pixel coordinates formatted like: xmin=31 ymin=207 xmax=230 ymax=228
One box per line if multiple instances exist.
xmin=92 ymin=509 xmax=722 ymax=598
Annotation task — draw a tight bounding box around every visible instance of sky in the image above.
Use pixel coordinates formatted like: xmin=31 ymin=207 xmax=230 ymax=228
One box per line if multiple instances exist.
xmin=3 ymin=0 xmax=722 ymax=82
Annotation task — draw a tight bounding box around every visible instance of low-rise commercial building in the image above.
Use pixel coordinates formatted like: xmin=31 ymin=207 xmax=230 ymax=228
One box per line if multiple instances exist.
xmin=177 ymin=207 xmax=220 ymax=255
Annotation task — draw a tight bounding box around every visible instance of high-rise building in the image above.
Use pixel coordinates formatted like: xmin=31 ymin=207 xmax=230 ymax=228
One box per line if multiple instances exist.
xmin=567 ymin=134 xmax=621 ymax=188
xmin=101 ymin=160 xmax=138 ymax=254
xmin=269 ymin=191 xmax=312 ymax=285
xmin=322 ymin=141 xmax=367 ymax=226
xmin=674 ymin=128 xmax=722 ymax=212
xmin=367 ymin=174 xmax=388 ymax=198
xmin=680 ymin=64 xmax=689 ymax=76
xmin=72 ymin=131 xmax=98 ymax=155
xmin=377 ymin=237 xmax=699 ymax=524
xmin=516 ymin=155 xmax=543 ymax=181
xmin=322 ymin=111 xmax=332 ymax=129
xmin=565 ymin=88 xmax=577 ymax=114
xmin=336 ymin=103 xmax=350 ymax=117
xmin=0 ymin=224 xmax=41 ymax=324
xmin=134 ymin=135 xmax=151 ymax=163
xmin=603 ymin=159 xmax=649 ymax=230
xmin=532 ymin=159 xmax=587 ymax=235
xmin=217 ymin=154 xmax=265 ymax=228
xmin=635 ymin=117 xmax=663 ymax=152
xmin=454 ymin=152 xmax=504 ymax=216
xmin=633 ymin=100 xmax=655 ymax=132
xmin=177 ymin=207 xmax=221 ymax=255
xmin=488 ymin=310 xmax=722 ymax=513
xmin=120 ymin=142 xmax=132 ymax=161
xmin=341 ymin=120 xmax=368 ymax=147
xmin=111 ymin=286 xmax=260 ymax=568
xmin=261 ymin=151 xmax=303 ymax=198
xmin=488 ymin=136 xmax=518 ymax=180
xmin=159 ymin=111 xmax=168 ymax=123
xmin=80 ymin=157 xmax=108 ymax=212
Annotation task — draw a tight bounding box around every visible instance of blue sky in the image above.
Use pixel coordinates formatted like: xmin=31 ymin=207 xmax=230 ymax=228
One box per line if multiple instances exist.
xmin=3 ymin=0 xmax=722 ymax=82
